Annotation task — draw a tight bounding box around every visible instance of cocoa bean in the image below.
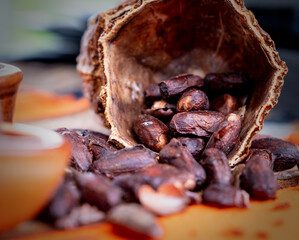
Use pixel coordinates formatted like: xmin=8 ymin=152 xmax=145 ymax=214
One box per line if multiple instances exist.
xmin=200 ymin=148 xmax=233 ymax=185
xmin=74 ymin=172 xmax=123 ymax=211
xmin=204 ymin=72 xmax=248 ymax=95
xmin=138 ymin=184 xmax=190 ymax=216
xmin=251 ymin=137 xmax=299 ymax=172
xmin=206 ymin=113 xmax=242 ymax=155
xmin=159 ymin=74 xmax=204 ymax=98
xmin=107 ymin=203 xmax=163 ymax=238
xmin=240 ymin=153 xmax=278 ymax=200
xmin=145 ymin=83 xmax=162 ymax=103
xmin=177 ymin=137 xmax=205 ymax=159
xmin=169 ymin=111 xmax=224 ymax=137
xmin=159 ymin=138 xmax=206 ymax=188
xmin=56 ymin=128 xmax=92 ymax=171
xmin=211 ymin=94 xmax=238 ymax=115
xmin=177 ymin=88 xmax=209 ymax=112
xmin=202 ymin=183 xmax=250 ymax=208
xmin=141 ymin=164 xmax=196 ymax=190
xmin=142 ymin=100 xmax=176 ymax=120
xmin=78 ymin=129 xmax=118 ymax=160
xmin=92 ymin=145 xmax=157 ymax=178
xmin=41 ymin=177 xmax=81 ymax=220
xmin=54 ymin=203 xmax=105 ymax=229
xmin=133 ymin=114 xmax=169 ymax=151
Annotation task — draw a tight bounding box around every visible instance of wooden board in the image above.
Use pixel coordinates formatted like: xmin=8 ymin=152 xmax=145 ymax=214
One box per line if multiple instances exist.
xmin=15 ymin=186 xmax=299 ymax=240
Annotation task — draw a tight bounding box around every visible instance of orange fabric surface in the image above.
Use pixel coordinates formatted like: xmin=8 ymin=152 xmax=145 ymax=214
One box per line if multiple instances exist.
xmin=18 ymin=186 xmax=299 ymax=240
xmin=14 ymin=91 xmax=89 ymax=122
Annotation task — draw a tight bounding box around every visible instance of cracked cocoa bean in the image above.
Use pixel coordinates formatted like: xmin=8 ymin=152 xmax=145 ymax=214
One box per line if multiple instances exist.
xmin=240 ymin=153 xmax=278 ymax=200
xmin=141 ymin=164 xmax=196 ymax=190
xmin=145 ymin=83 xmax=162 ymax=103
xmin=204 ymin=72 xmax=248 ymax=96
xmin=211 ymin=94 xmax=238 ymax=115
xmin=202 ymin=183 xmax=250 ymax=208
xmin=74 ymin=172 xmax=123 ymax=211
xmin=107 ymin=203 xmax=163 ymax=238
xmin=78 ymin=129 xmax=118 ymax=160
xmin=206 ymin=113 xmax=242 ymax=155
xmin=200 ymin=148 xmax=233 ymax=185
xmin=133 ymin=114 xmax=169 ymax=151
xmin=113 ymin=164 xmax=196 ymax=202
xmin=177 ymin=137 xmax=205 ymax=159
xmin=55 ymin=203 xmax=105 ymax=229
xmin=92 ymin=145 xmax=157 ymax=178
xmin=56 ymin=128 xmax=92 ymax=171
xmin=159 ymin=74 xmax=204 ymax=98
xmin=177 ymin=88 xmax=209 ymax=112
xmin=138 ymin=184 xmax=190 ymax=216
xmin=159 ymin=138 xmax=206 ymax=188
xmin=169 ymin=111 xmax=225 ymax=137
xmin=142 ymin=100 xmax=176 ymax=120
xmin=251 ymin=137 xmax=299 ymax=172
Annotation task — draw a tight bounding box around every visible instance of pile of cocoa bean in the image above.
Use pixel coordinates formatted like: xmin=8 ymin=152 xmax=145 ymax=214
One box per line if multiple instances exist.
xmin=39 ymin=73 xmax=299 ymax=239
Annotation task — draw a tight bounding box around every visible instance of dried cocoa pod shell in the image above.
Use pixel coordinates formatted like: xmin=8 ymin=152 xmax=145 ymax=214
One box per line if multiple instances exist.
xmin=77 ymin=0 xmax=287 ymax=166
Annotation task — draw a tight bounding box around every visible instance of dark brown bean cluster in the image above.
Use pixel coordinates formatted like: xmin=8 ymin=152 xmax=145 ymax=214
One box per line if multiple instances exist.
xmin=136 ymin=73 xmax=245 ymax=156
xmin=38 ymin=73 xmax=299 ymax=238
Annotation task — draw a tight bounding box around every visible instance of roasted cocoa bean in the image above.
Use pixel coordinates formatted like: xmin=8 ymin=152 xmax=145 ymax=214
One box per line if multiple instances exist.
xmin=133 ymin=114 xmax=169 ymax=151
xmin=145 ymin=83 xmax=162 ymax=103
xmin=113 ymin=174 xmax=145 ymax=202
xmin=79 ymin=129 xmax=118 ymax=160
xmin=206 ymin=113 xmax=242 ymax=155
xmin=56 ymin=128 xmax=92 ymax=171
xmin=41 ymin=178 xmax=81 ymax=220
xmin=246 ymin=149 xmax=273 ymax=168
xmin=142 ymin=100 xmax=176 ymax=120
xmin=151 ymin=100 xmax=176 ymax=111
xmin=92 ymin=145 xmax=157 ymax=178
xmin=240 ymin=154 xmax=278 ymax=200
xmin=55 ymin=203 xmax=105 ymax=229
xmin=138 ymin=184 xmax=190 ymax=216
xmin=113 ymin=164 xmax=196 ymax=201
xmin=200 ymin=148 xmax=233 ymax=185
xmin=251 ymin=137 xmax=299 ymax=172
xmin=74 ymin=172 xmax=123 ymax=211
xmin=211 ymin=94 xmax=238 ymax=115
xmin=177 ymin=88 xmax=209 ymax=112
xmin=204 ymin=72 xmax=248 ymax=95
xmin=202 ymin=183 xmax=249 ymax=208
xmin=177 ymin=137 xmax=205 ymax=159
xmin=159 ymin=138 xmax=206 ymax=188
xmin=169 ymin=111 xmax=225 ymax=137
xmin=108 ymin=203 xmax=163 ymax=238
xmin=141 ymin=164 xmax=196 ymax=190
xmin=159 ymin=74 xmax=204 ymax=98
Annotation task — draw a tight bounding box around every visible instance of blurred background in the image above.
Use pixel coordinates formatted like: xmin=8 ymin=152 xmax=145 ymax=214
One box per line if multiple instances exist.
xmin=0 ymin=0 xmax=298 ymax=136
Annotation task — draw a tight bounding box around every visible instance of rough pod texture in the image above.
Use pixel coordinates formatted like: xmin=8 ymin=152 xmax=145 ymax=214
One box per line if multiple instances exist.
xmin=77 ymin=0 xmax=287 ymax=166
